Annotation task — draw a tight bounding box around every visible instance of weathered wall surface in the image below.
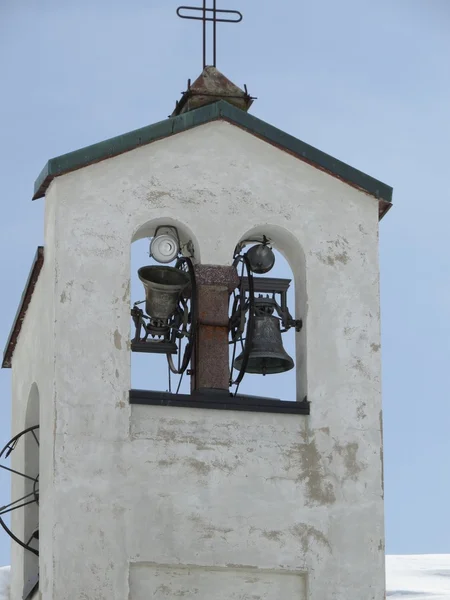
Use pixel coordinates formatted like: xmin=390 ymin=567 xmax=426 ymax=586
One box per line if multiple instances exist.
xmin=12 ymin=120 xmax=384 ymax=599
xmin=10 ymin=186 xmax=57 ymax=600
xmin=130 ymin=563 xmax=306 ymax=599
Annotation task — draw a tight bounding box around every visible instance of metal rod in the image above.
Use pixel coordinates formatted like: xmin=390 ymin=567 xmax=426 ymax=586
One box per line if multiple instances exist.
xmin=177 ymin=6 xmax=242 ymax=22
xmin=0 ymin=516 xmax=39 ymax=556
xmin=203 ymin=0 xmax=206 ymax=68
xmin=4 ymin=440 xmax=18 ymax=458
xmin=31 ymin=429 xmax=39 ymax=447
xmin=176 ymin=371 xmax=184 ymax=395
xmin=0 ymin=498 xmax=36 ymax=516
xmin=0 ymin=425 xmax=39 ymax=459
xmin=0 ymin=464 xmax=36 ymax=482
xmin=213 ymin=0 xmax=217 ymax=66
xmin=0 ymin=491 xmax=37 ymax=513
xmin=176 ymin=4 xmax=242 ymax=69
xmin=25 ymin=530 xmax=38 ymax=547
xmin=168 ymin=362 xmax=172 ymax=394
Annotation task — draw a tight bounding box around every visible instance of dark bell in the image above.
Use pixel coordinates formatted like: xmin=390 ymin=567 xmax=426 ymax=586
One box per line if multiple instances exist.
xmin=233 ymin=315 xmax=294 ymax=375
xmin=246 ymin=243 xmax=275 ymax=274
xmin=138 ymin=265 xmax=190 ymax=320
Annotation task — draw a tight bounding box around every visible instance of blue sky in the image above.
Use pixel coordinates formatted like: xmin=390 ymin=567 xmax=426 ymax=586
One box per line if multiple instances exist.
xmin=1 ymin=0 xmax=450 ymax=566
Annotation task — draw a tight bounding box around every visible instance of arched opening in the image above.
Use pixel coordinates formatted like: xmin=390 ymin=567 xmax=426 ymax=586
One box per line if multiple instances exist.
xmin=230 ymin=225 xmax=307 ymax=402
xmin=23 ymin=383 xmax=39 ymax=597
xmin=130 ymin=218 xmax=200 ymax=395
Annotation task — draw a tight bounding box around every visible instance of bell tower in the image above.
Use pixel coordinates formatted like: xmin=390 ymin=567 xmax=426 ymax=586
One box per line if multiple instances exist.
xmin=1 ymin=6 xmax=392 ymax=600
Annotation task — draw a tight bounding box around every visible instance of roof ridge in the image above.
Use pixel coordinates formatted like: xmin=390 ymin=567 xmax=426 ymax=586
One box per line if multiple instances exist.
xmin=32 ymin=100 xmax=392 ymax=218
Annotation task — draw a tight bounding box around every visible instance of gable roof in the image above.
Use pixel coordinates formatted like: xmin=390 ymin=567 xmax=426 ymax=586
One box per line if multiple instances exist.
xmin=33 ymin=100 xmax=392 ymax=218
xmin=2 ymin=246 xmax=44 ymax=368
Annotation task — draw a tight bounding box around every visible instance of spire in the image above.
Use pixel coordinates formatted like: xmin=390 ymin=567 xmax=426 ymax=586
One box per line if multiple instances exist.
xmin=171 ymin=66 xmax=255 ymax=117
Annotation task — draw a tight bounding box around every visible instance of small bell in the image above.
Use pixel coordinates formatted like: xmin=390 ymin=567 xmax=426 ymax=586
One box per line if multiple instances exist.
xmin=138 ymin=265 xmax=190 ymax=320
xmin=246 ymin=243 xmax=275 ymax=274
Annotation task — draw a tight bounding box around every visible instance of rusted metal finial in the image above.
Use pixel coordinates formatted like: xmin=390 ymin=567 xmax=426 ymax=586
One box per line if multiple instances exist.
xmin=176 ymin=0 xmax=242 ymax=69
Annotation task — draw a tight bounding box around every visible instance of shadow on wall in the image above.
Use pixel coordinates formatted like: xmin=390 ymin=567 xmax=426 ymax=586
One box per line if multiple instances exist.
xmin=23 ymin=384 xmax=39 ymax=593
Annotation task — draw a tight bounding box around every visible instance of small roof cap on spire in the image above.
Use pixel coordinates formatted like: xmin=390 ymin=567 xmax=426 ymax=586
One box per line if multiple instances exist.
xmin=171 ymin=66 xmax=255 ymax=117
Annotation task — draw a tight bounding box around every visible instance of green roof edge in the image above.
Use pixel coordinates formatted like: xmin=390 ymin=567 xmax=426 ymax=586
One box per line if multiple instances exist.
xmin=33 ymin=100 xmax=393 ymax=216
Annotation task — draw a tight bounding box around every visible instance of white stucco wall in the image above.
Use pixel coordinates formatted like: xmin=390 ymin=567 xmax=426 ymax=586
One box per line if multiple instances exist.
xmin=9 ymin=185 xmax=59 ymax=600
xmin=10 ymin=119 xmax=384 ymax=599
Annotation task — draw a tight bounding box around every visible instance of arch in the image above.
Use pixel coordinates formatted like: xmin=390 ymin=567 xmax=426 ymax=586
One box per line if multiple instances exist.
xmin=131 ymin=216 xmax=202 ymax=264
xmin=235 ymin=223 xmax=307 ymax=401
xmin=130 ymin=217 xmax=200 ymax=394
xmin=23 ymin=383 xmax=39 ymax=594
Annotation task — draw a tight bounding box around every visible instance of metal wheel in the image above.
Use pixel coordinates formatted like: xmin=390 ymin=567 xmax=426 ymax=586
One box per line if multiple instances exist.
xmin=0 ymin=425 xmax=39 ymax=556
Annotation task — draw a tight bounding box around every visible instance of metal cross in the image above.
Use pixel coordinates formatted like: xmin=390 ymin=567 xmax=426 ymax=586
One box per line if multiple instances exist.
xmin=177 ymin=1 xmax=242 ymax=69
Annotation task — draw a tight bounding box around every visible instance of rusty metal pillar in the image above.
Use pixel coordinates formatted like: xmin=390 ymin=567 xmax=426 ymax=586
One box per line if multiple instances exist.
xmin=191 ymin=265 xmax=239 ymax=392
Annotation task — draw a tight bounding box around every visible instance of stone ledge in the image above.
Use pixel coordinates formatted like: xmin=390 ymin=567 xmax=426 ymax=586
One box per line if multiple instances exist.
xmin=130 ymin=388 xmax=310 ymax=415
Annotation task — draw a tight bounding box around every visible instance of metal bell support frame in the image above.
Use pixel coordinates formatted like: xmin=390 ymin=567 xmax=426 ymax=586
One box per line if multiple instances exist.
xmin=131 ymin=257 xmax=197 ymax=378
xmin=229 ymin=241 xmax=302 ymax=392
xmin=229 ymin=254 xmax=255 ymax=389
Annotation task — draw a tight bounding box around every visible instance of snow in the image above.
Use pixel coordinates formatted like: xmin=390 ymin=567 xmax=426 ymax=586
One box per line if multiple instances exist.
xmin=386 ymin=555 xmax=450 ymax=598
xmin=0 ymin=566 xmax=10 ymax=600
xmin=1 ymin=556 xmax=450 ymax=599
